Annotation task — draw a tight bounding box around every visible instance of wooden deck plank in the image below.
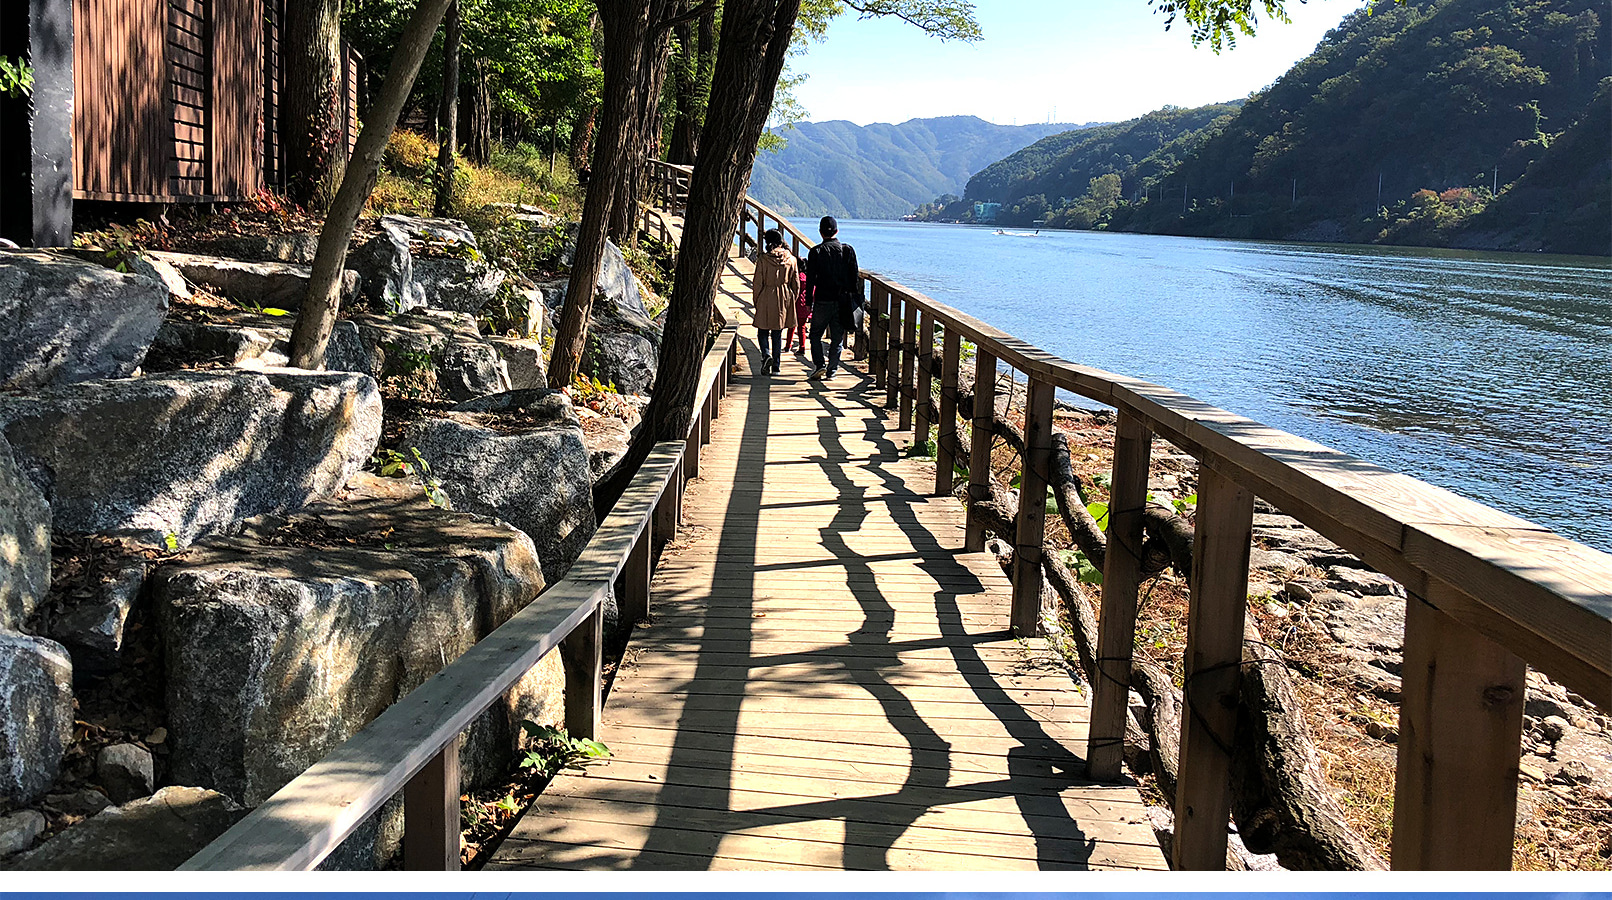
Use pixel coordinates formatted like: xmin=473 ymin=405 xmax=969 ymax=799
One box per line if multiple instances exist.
xmin=491 ymin=248 xmax=1164 ymax=872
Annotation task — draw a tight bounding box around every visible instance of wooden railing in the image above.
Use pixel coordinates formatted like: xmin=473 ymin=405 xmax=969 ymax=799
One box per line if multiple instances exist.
xmin=182 ymin=321 xmax=739 ymax=870
xmin=646 ymin=158 xmax=1612 ymax=871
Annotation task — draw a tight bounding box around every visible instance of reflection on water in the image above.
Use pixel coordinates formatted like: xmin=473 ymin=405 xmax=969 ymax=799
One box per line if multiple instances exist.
xmin=839 ymin=221 xmax=1612 ymax=552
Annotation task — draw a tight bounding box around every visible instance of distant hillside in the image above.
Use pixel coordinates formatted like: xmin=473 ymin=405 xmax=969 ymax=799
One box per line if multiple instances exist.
xmin=747 ymin=116 xmax=1094 ymax=220
xmin=1103 ymin=0 xmax=1611 ymax=253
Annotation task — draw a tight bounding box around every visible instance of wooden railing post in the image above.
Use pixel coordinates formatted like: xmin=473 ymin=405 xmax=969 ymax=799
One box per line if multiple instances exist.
xmin=1087 ymin=410 xmax=1152 ymax=780
xmin=965 ymin=349 xmax=997 ymax=553
xmin=1391 ymin=595 xmax=1526 ymax=870
xmin=403 ymin=735 xmax=462 ymax=870
xmin=621 ymin=528 xmax=652 ymax=625
xmin=1172 ymin=463 xmax=1255 ymax=870
xmin=701 ymin=391 xmax=714 ymax=443
xmin=916 ymin=311 xmax=936 ymax=450
xmin=655 ymin=460 xmax=683 ymax=535
xmin=561 ymin=604 xmax=603 ymax=740
xmin=934 ymin=329 xmax=960 ymax=497
xmin=884 ymin=292 xmax=903 ymax=410
xmin=899 ymin=298 xmax=918 ymax=431
xmin=1009 ymin=377 xmax=1055 ymax=634
xmin=870 ymin=283 xmax=888 ymax=391
xmin=684 ymin=417 xmax=701 ymax=480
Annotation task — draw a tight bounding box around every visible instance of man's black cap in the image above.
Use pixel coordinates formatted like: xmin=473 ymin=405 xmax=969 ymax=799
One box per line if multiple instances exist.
xmin=819 ymin=216 xmax=838 ymax=237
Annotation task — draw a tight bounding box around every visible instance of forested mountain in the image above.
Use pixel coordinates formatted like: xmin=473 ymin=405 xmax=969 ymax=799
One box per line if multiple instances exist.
xmin=747 ymin=117 xmax=1092 ymax=219
xmin=913 ymin=0 xmax=1610 ymax=254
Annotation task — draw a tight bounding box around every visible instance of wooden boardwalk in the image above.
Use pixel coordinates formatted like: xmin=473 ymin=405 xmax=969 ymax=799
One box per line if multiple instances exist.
xmin=488 ymin=255 xmax=1166 ymax=872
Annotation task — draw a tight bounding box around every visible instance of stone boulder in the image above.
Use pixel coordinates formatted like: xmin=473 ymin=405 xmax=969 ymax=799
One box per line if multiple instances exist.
xmin=581 ymin=413 xmax=632 ymax=481
xmin=349 ymin=215 xmax=481 ymax=314
xmin=405 ymin=390 xmax=595 ymax=583
xmin=0 ymin=810 xmax=46 ymax=857
xmin=349 ymin=310 xmax=510 ymax=401
xmin=0 ymin=369 xmax=382 ymax=545
xmin=147 ymin=251 xmax=359 ymax=310
xmin=144 ymin=313 xmax=368 ymax=375
xmin=153 ymin=473 xmax=561 ymax=808
xmin=97 ymin=743 xmax=157 ymax=804
xmin=46 ymin=548 xmax=148 ymax=677
xmin=0 ymin=631 xmax=74 ymax=805
xmin=545 ymin=239 xmax=663 ymax=393
xmin=0 ymin=435 xmax=50 ymax=632
xmin=488 ymin=336 xmax=547 ymax=390
xmin=0 ymin=251 xmax=169 ymax=390
xmin=414 ymin=257 xmax=506 ymax=315
xmin=8 ymin=786 xmax=246 ymax=871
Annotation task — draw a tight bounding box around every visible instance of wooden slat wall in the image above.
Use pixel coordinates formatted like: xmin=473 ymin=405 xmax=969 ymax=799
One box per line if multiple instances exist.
xmin=73 ymin=0 xmax=170 ymax=199
xmin=210 ymin=0 xmax=262 ymax=197
xmin=263 ymin=0 xmax=283 ymax=187
xmin=168 ymin=0 xmax=210 ymax=197
xmin=344 ymin=45 xmax=361 ymax=156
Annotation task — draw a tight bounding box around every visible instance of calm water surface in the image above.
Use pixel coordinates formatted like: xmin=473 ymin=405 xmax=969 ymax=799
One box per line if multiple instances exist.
xmin=835 ymin=221 xmax=1612 ymax=552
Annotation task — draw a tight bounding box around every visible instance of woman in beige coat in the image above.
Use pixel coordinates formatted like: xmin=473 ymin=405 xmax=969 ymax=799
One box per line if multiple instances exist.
xmin=751 ymin=229 xmax=798 ymax=376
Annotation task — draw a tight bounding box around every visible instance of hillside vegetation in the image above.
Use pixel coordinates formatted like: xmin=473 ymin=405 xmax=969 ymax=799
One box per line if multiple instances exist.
xmin=748 ymin=116 xmax=1092 ymax=219
xmin=915 ymin=0 xmax=1611 ymax=255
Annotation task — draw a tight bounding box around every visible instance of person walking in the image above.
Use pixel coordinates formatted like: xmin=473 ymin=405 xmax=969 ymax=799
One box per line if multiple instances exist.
xmin=785 ymin=257 xmax=812 ymax=355
xmin=750 ymin=229 xmax=798 ymax=376
xmin=804 ymin=216 xmax=859 ymax=381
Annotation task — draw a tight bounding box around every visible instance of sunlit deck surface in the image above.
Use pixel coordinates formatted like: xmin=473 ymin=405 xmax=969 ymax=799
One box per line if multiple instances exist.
xmin=487 ymin=254 xmax=1166 ymax=871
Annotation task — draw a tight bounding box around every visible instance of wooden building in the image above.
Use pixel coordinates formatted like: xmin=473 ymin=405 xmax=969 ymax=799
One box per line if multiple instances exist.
xmin=2 ymin=0 xmax=361 ymax=246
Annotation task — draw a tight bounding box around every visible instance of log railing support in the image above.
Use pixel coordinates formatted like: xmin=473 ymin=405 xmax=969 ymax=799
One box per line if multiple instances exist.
xmin=1391 ymin=595 xmax=1526 ymax=870
xmin=899 ymin=297 xmax=918 ymax=432
xmin=965 ymin=349 xmax=997 ymax=553
xmin=701 ymin=392 xmax=714 ymax=444
xmin=1087 ymin=410 xmax=1153 ymax=780
xmin=560 ymin=605 xmax=603 ymax=740
xmin=621 ymin=527 xmax=652 ymax=625
xmin=403 ymin=735 xmax=462 ymax=871
xmin=655 ymin=460 xmax=683 ymax=534
xmin=684 ymin=418 xmax=701 ymax=480
xmin=870 ymin=281 xmax=887 ymax=390
xmin=916 ymin=311 xmax=936 ymax=450
xmin=1009 ymin=377 xmax=1055 ymax=635
xmin=1172 ymin=464 xmax=1255 ymax=870
xmin=884 ymin=290 xmax=902 ymax=410
xmin=935 ymin=329 xmax=961 ymax=496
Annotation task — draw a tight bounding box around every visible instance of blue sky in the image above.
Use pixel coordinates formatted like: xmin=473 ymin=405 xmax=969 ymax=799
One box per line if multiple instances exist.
xmin=792 ymin=0 xmax=1364 ymax=126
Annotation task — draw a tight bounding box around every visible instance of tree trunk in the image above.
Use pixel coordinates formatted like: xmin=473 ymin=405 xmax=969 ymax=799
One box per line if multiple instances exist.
xmin=571 ymin=104 xmax=597 ymax=173
xmin=288 ymin=0 xmax=455 ymax=369
xmin=547 ymin=0 xmax=651 ymax=388
xmin=432 ymin=0 xmax=461 ymax=217
xmin=283 ymin=0 xmax=346 ymax=211
xmin=596 ymin=0 xmax=801 ymax=512
xmin=465 ymin=57 xmax=492 ymax=165
xmin=608 ymin=0 xmax=677 ymax=245
xmin=667 ymin=17 xmax=698 ymax=165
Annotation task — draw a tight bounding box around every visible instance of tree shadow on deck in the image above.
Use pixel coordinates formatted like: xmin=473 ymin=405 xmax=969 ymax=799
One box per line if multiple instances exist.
xmin=628 ymin=336 xmax=1103 ymax=871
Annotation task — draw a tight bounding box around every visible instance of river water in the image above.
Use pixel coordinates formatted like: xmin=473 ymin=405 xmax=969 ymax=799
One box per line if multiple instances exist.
xmin=831 ymin=220 xmax=1612 ymax=553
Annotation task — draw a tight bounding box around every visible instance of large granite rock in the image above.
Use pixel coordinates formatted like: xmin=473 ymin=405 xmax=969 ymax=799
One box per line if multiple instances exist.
xmin=153 ymin=473 xmax=560 ymax=807
xmin=46 ymin=549 xmax=148 ymax=677
xmin=488 ymin=336 xmax=547 ymax=390
xmin=405 ymin=390 xmax=595 ymax=583
xmin=414 ymin=257 xmax=506 ymax=315
xmin=545 ymin=239 xmax=661 ymax=393
xmin=0 ymin=436 xmax=50 ymax=632
xmin=349 ymin=310 xmax=511 ymax=401
xmin=147 ymin=251 xmax=359 ymax=310
xmin=0 ymin=251 xmax=169 ymax=390
xmin=8 ymin=786 xmax=246 ymax=870
xmin=349 ymin=215 xmax=482 ymax=314
xmin=0 ymin=369 xmax=382 ymax=544
xmin=144 ymin=313 xmax=367 ymax=375
xmin=0 ymin=631 xmax=74 ymax=805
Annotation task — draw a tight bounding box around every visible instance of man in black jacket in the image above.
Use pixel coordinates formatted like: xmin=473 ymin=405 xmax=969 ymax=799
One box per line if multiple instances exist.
xmin=803 ymin=216 xmax=859 ymax=381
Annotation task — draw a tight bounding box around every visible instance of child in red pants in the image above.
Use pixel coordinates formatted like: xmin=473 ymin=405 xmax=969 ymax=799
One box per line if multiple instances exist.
xmin=785 ymin=263 xmax=811 ymax=353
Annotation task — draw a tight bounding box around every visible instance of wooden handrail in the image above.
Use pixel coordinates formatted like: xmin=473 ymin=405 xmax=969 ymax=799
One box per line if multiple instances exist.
xmin=641 ymin=161 xmax=1610 ymax=872
xmin=182 ymin=316 xmax=739 ymax=871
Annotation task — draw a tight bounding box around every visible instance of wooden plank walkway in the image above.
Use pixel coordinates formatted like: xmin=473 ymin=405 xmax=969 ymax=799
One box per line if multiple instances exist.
xmin=488 ymin=252 xmax=1166 ymax=872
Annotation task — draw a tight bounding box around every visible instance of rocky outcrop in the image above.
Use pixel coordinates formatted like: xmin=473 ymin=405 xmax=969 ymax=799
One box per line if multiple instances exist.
xmin=153 ymin=473 xmax=561 ymax=807
xmin=544 ymin=239 xmax=663 ymax=394
xmin=349 ymin=310 xmax=510 ymax=401
xmin=404 ymin=390 xmax=595 ymax=583
xmin=0 ymin=436 xmax=50 ymax=632
xmin=146 ymin=313 xmax=368 ymax=376
xmin=414 ymin=257 xmax=506 ymax=315
xmin=581 ymin=414 xmax=632 ymax=481
xmin=97 ymin=743 xmax=156 ymax=804
xmin=0 ymin=631 xmax=74 ymax=806
xmin=147 ymin=251 xmax=359 ymax=310
xmin=0 ymin=369 xmax=382 ymax=545
xmin=488 ymin=336 xmax=547 ymax=390
xmin=0 ymin=251 xmax=169 ymax=390
xmin=350 ymin=215 xmax=485 ymax=314
xmin=45 ymin=550 xmax=148 ymax=677
xmin=8 ymin=786 xmax=246 ymax=870
xmin=0 ymin=810 xmax=46 ymax=857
